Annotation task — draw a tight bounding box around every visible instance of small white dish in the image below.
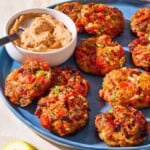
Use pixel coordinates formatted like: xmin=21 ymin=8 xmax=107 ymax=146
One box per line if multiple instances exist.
xmin=5 ymin=8 xmax=77 ymax=66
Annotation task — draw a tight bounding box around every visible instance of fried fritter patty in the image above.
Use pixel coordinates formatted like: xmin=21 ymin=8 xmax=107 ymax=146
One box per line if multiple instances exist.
xmin=81 ymin=3 xmax=125 ymax=37
xmin=75 ymin=36 xmax=101 ymax=75
xmin=95 ymin=105 xmax=148 ymax=147
xmin=100 ymin=68 xmax=150 ymax=108
xmin=138 ymin=72 xmax=150 ymax=100
xmin=75 ymin=35 xmax=125 ymax=75
xmin=54 ymin=2 xmax=84 ymax=33
xmin=50 ymin=67 xmax=89 ymax=96
xmin=129 ymin=36 xmax=150 ymax=71
xmin=35 ymin=86 xmax=89 ymax=136
xmin=5 ymin=61 xmax=51 ymax=107
xmin=130 ymin=7 xmax=150 ymax=37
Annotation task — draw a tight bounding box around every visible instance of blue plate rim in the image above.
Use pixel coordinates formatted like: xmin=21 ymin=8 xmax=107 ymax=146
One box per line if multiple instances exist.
xmin=1 ymin=0 xmax=150 ymax=149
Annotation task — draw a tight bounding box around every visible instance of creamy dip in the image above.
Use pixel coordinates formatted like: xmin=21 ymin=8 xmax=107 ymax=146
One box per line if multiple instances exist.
xmin=9 ymin=13 xmax=72 ymax=52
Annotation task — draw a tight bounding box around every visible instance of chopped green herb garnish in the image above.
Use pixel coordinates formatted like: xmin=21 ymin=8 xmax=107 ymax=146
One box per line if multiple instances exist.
xmin=36 ymin=70 xmax=45 ymax=77
xmin=108 ymin=109 xmax=113 ymax=113
xmin=53 ymin=86 xmax=60 ymax=96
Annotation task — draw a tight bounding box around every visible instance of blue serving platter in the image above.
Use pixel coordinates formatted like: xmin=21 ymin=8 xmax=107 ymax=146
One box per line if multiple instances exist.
xmin=0 ymin=0 xmax=150 ymax=150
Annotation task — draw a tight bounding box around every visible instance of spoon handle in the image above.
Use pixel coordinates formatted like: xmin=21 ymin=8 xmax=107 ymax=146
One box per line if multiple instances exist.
xmin=0 ymin=33 xmax=18 ymax=46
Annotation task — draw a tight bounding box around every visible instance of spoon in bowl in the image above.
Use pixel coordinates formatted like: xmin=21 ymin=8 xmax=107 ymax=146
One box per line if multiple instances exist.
xmin=0 ymin=17 xmax=34 ymax=46
xmin=0 ymin=27 xmax=24 ymax=46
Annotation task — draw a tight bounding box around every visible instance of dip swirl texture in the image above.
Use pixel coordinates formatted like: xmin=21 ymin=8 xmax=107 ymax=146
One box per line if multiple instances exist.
xmin=9 ymin=13 xmax=72 ymax=52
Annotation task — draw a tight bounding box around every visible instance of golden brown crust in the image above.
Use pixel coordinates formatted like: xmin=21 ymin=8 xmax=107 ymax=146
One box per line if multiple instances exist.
xmin=5 ymin=61 xmax=51 ymax=107
xmin=35 ymin=86 xmax=89 ymax=136
xmin=95 ymin=106 xmax=148 ymax=146
xmin=81 ymin=3 xmax=125 ymax=37
xmin=50 ymin=66 xmax=90 ymax=96
xmin=130 ymin=7 xmax=150 ymax=37
xmin=75 ymin=36 xmax=101 ymax=75
xmin=100 ymin=68 xmax=150 ymax=108
xmin=54 ymin=2 xmax=84 ymax=33
xmin=75 ymin=35 xmax=125 ymax=75
xmin=129 ymin=37 xmax=150 ymax=71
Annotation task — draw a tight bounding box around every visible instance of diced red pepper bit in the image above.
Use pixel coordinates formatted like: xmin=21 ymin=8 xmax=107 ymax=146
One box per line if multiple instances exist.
xmin=40 ymin=114 xmax=50 ymax=129
xmin=118 ymin=47 xmax=125 ymax=59
xmin=57 ymin=109 xmax=68 ymax=118
xmin=96 ymin=56 xmax=107 ymax=69
xmin=41 ymin=62 xmax=50 ymax=70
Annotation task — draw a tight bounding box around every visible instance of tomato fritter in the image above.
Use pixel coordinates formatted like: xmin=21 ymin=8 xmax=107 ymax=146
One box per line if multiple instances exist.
xmin=129 ymin=36 xmax=150 ymax=71
xmin=35 ymin=86 xmax=89 ymax=136
xmin=130 ymin=7 xmax=150 ymax=37
xmin=50 ymin=67 xmax=89 ymax=96
xmin=75 ymin=36 xmax=101 ymax=75
xmin=5 ymin=61 xmax=51 ymax=107
xmin=95 ymin=105 xmax=148 ymax=147
xmin=75 ymin=35 xmax=125 ymax=75
xmin=54 ymin=2 xmax=84 ymax=33
xmin=81 ymin=3 xmax=125 ymax=38
xmin=138 ymin=72 xmax=150 ymax=102
xmin=100 ymin=68 xmax=150 ymax=108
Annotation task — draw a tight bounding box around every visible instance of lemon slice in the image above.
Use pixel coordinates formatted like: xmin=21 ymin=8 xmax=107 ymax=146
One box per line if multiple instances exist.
xmin=3 ymin=140 xmax=37 ymax=150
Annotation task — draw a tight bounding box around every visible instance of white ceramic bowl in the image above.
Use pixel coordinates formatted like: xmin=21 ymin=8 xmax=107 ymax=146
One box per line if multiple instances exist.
xmin=5 ymin=8 xmax=77 ymax=66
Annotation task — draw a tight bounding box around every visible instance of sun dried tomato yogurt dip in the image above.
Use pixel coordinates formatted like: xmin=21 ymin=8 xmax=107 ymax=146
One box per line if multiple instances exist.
xmin=9 ymin=13 xmax=72 ymax=52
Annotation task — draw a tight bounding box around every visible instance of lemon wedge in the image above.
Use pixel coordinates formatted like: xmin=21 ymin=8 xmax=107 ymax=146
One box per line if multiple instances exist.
xmin=3 ymin=140 xmax=37 ymax=150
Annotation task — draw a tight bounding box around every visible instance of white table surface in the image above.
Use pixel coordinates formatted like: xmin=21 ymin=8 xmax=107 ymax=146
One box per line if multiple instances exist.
xmin=0 ymin=0 xmax=75 ymax=149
